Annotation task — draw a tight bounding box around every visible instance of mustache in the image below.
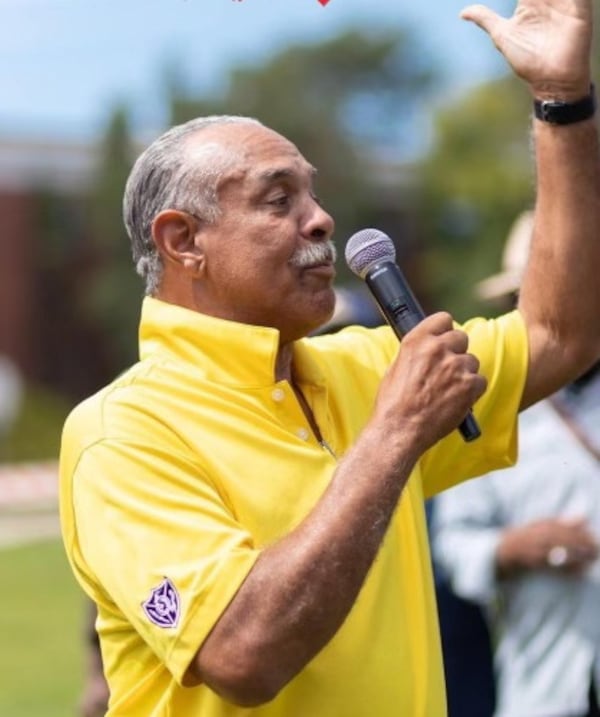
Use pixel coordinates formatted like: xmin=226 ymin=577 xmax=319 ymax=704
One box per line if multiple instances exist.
xmin=289 ymin=240 xmax=337 ymax=268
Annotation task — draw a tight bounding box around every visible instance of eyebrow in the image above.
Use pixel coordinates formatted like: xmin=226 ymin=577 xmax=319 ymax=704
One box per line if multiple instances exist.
xmin=256 ymin=166 xmax=318 ymax=185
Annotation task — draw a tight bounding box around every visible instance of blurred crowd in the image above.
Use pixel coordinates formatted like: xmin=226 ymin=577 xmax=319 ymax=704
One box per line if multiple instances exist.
xmin=430 ymin=211 xmax=600 ymax=717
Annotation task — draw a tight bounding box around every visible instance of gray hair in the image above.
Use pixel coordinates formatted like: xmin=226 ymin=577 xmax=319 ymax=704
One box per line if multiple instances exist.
xmin=123 ymin=115 xmax=263 ymax=295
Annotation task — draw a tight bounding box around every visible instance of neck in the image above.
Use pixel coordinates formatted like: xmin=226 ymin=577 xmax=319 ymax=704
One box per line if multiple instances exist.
xmin=275 ymin=342 xmax=294 ymax=383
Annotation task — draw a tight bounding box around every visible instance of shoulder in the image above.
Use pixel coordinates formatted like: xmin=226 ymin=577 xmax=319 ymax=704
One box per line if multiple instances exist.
xmin=60 ymin=360 xmax=170 ymax=469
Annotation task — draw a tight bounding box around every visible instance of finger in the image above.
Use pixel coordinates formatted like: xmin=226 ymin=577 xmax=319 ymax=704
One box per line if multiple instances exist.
xmin=469 ymin=372 xmax=488 ymax=402
xmin=577 ymin=535 xmax=599 ymax=553
xmin=460 ymin=4 xmax=503 ymax=37
xmin=561 ymin=524 xmax=598 ymax=544
xmin=420 ymin=311 xmax=454 ymax=336
xmin=548 ymin=539 xmax=598 ymax=572
xmin=462 ymin=352 xmax=481 ymax=374
xmin=577 ymin=545 xmax=599 ymax=560
xmin=565 ymin=551 xmax=597 ymax=572
xmin=447 ymin=329 xmax=470 ymax=353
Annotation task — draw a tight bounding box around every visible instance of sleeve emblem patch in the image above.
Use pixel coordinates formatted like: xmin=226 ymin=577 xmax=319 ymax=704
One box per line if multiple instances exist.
xmin=142 ymin=577 xmax=180 ymax=629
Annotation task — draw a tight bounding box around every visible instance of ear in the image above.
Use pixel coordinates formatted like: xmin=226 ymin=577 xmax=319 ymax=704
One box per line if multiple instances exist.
xmin=152 ymin=209 xmax=206 ymax=277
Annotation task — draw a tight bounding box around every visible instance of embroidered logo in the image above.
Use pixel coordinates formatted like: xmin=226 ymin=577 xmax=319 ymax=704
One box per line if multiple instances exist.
xmin=142 ymin=577 xmax=180 ymax=628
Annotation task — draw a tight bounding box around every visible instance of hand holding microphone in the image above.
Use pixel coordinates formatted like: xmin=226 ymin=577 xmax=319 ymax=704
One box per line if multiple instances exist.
xmin=345 ymin=228 xmax=483 ymax=443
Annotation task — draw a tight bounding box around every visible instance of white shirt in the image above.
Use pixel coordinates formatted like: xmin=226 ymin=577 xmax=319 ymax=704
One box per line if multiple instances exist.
xmin=432 ymin=372 xmax=600 ymax=717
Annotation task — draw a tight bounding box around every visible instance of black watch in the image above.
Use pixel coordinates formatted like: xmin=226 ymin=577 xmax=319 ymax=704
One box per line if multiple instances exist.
xmin=533 ymin=85 xmax=596 ymax=125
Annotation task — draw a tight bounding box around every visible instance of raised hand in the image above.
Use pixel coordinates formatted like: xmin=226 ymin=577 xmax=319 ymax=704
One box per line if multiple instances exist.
xmin=461 ymin=0 xmax=593 ymax=99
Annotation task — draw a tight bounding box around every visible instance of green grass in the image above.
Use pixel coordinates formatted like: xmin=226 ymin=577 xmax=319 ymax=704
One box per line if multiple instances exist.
xmin=0 ymin=539 xmax=87 ymax=717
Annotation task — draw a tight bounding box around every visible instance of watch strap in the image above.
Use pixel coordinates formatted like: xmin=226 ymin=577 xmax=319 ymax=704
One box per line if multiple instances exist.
xmin=534 ymin=85 xmax=596 ymax=125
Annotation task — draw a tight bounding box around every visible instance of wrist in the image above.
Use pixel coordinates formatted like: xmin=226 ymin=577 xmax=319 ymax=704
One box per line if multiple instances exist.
xmin=530 ymin=76 xmax=592 ymax=102
xmin=533 ymin=83 xmax=596 ymax=125
xmin=360 ymin=420 xmax=422 ymax=474
xmin=495 ymin=531 xmax=524 ymax=578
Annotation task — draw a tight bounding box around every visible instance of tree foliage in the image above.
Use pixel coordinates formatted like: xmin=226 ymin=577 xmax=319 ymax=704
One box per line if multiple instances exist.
xmin=84 ymin=108 xmax=140 ymax=374
xmin=415 ymin=0 xmax=600 ymax=321
xmin=416 ymin=76 xmax=535 ymax=319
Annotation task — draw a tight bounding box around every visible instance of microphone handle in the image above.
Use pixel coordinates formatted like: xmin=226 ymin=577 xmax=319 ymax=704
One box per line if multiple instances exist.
xmin=365 ymin=261 xmax=481 ymax=443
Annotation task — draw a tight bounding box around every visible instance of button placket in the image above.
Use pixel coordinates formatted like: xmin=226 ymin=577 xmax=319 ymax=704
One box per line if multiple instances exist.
xmin=311 ymin=384 xmax=334 ymax=454
xmin=271 ymin=385 xmax=307 ymax=439
xmin=270 ymin=382 xmax=331 ymax=451
xmin=271 ymin=387 xmax=285 ymax=403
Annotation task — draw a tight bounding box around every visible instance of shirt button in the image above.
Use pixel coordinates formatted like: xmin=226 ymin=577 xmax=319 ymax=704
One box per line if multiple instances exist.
xmin=271 ymin=388 xmax=285 ymax=402
xmin=297 ymin=428 xmax=310 ymax=441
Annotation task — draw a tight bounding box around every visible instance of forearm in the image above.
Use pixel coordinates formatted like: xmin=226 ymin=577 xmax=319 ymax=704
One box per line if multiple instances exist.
xmin=495 ymin=526 xmax=529 ymax=578
xmin=519 ymin=113 xmax=600 ymax=405
xmin=188 ymin=424 xmax=420 ymax=705
xmin=186 ymin=312 xmax=486 ymax=704
xmin=461 ymin=0 xmax=600 ymax=407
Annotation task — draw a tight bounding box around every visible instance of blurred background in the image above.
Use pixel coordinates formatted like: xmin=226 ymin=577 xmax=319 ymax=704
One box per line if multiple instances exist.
xmin=1 ymin=0 xmax=598 ymax=713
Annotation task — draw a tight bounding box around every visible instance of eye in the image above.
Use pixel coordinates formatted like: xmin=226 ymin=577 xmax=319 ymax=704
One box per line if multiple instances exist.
xmin=267 ymin=194 xmax=290 ymax=208
xmin=310 ymin=192 xmax=323 ymax=207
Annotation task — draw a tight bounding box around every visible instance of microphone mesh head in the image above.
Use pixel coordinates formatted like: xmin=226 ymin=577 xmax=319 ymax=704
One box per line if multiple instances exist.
xmin=344 ymin=228 xmax=396 ymax=279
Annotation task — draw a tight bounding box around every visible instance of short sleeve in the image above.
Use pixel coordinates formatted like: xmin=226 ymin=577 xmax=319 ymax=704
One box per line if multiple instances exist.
xmin=69 ymin=439 xmax=260 ymax=684
xmin=420 ymin=310 xmax=529 ymax=498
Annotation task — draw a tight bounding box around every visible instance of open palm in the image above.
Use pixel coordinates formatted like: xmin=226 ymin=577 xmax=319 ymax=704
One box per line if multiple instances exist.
xmin=462 ymin=0 xmax=592 ymax=96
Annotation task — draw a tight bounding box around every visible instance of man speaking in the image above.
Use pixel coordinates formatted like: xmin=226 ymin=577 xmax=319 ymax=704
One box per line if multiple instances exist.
xmin=59 ymin=0 xmax=600 ymax=714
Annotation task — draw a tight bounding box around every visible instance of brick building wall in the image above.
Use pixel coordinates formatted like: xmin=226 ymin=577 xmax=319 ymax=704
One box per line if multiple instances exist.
xmin=0 ymin=191 xmax=35 ymax=374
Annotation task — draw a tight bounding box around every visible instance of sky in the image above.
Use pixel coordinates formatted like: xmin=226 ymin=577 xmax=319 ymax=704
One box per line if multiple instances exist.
xmin=0 ymin=0 xmax=513 ymax=141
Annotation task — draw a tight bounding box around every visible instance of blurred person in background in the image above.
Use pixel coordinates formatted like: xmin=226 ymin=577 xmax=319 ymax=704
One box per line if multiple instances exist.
xmin=427 ymin=495 xmax=497 ymax=717
xmin=59 ymin=0 xmax=600 ymax=714
xmin=432 ymin=210 xmax=600 ymax=717
xmin=425 ymin=215 xmax=541 ymax=717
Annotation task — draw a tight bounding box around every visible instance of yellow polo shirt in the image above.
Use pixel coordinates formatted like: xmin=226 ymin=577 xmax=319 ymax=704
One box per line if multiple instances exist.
xmin=59 ymin=297 xmax=528 ymax=717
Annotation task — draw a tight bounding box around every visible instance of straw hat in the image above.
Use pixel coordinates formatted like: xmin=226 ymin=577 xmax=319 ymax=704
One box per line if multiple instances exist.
xmin=475 ymin=210 xmax=534 ymax=300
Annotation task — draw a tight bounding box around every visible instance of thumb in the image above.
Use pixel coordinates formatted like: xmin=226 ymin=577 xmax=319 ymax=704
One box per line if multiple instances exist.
xmin=460 ymin=4 xmax=503 ymax=37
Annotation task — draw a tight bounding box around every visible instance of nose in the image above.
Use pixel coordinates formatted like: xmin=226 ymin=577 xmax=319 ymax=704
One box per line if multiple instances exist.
xmin=301 ymin=196 xmax=335 ymax=242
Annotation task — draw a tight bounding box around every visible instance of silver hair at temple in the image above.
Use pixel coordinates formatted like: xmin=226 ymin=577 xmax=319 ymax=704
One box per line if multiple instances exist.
xmin=123 ymin=115 xmax=263 ymax=295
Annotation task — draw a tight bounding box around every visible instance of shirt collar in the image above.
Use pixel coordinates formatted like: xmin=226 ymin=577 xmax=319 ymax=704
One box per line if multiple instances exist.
xmin=138 ymin=296 xmax=325 ymax=388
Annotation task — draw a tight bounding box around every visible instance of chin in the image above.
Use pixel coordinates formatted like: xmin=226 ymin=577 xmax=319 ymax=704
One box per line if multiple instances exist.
xmin=313 ymin=291 xmax=336 ymax=324
xmin=277 ymin=288 xmax=336 ymax=341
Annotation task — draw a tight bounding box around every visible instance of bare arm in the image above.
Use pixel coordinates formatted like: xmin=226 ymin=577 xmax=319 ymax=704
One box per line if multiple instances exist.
xmin=462 ymin=0 xmax=600 ymax=408
xmin=184 ymin=313 xmax=486 ymax=705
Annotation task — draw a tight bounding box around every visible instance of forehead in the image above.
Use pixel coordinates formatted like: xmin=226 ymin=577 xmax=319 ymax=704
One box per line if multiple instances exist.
xmin=191 ymin=124 xmax=316 ymax=188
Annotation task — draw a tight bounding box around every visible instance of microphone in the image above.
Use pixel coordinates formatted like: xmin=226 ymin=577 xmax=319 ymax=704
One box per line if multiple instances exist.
xmin=345 ymin=228 xmax=481 ymax=443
